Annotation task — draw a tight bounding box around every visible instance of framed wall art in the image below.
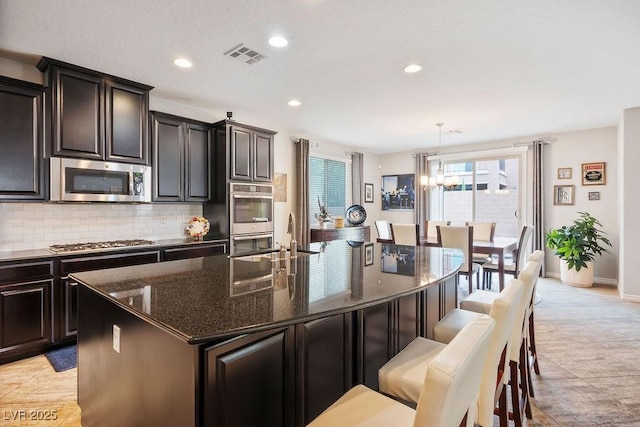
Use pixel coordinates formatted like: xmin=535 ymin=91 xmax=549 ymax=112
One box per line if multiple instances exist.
xmin=553 ymin=185 xmax=575 ymax=205
xmin=364 ymin=243 xmax=374 ymax=266
xmin=588 ymin=191 xmax=600 ymax=201
xmin=582 ymin=162 xmax=606 ymax=185
xmin=381 ymin=174 xmax=415 ymax=210
xmin=364 ymin=183 xmax=374 ymax=203
xmin=557 ymin=167 xmax=572 ymax=179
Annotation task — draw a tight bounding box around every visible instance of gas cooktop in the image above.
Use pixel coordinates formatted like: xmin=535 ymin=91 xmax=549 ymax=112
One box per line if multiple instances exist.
xmin=49 ymin=239 xmax=155 ymax=254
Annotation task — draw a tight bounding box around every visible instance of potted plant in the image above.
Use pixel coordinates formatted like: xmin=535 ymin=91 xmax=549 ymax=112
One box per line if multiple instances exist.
xmin=545 ymin=211 xmax=612 ymax=287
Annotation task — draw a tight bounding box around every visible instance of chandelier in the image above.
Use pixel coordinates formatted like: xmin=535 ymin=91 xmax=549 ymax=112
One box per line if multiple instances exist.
xmin=421 ymin=123 xmax=459 ymax=190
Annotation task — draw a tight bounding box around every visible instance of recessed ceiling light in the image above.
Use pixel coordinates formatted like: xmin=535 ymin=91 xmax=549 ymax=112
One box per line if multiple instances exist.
xmin=173 ymin=58 xmax=193 ymax=68
xmin=269 ymin=36 xmax=288 ymax=47
xmin=404 ymin=64 xmax=422 ymax=73
xmin=288 ymin=100 xmax=301 ymax=107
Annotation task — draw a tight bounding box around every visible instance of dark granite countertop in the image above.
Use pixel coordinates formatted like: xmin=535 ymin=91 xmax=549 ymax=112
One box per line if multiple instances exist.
xmin=71 ymin=241 xmax=463 ymax=344
xmin=0 ymin=237 xmax=229 ymax=263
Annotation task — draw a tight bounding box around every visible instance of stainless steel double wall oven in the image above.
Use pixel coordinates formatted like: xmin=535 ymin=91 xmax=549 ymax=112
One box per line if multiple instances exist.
xmin=229 ymin=183 xmax=273 ymax=254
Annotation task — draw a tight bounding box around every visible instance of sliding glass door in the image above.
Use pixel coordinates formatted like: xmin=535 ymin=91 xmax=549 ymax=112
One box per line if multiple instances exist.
xmin=429 ymin=156 xmax=522 ymax=238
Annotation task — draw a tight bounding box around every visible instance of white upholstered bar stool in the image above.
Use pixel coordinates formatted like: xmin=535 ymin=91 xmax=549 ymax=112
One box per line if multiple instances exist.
xmin=309 ymin=316 xmax=495 ymax=427
xmin=432 ymin=278 xmax=524 ymax=427
xmin=459 ymin=260 xmax=542 ymax=427
xmin=527 ymin=250 xmax=545 ymax=377
xmin=390 ymin=223 xmax=420 ymax=245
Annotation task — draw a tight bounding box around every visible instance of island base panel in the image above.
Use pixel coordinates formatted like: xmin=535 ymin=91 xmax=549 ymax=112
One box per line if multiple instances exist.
xmin=78 ymin=286 xmax=198 ymax=426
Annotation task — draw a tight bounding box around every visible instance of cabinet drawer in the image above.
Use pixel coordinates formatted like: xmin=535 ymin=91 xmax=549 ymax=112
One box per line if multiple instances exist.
xmin=59 ymin=251 xmax=159 ymax=276
xmin=162 ymin=243 xmax=227 ymax=261
xmin=0 ymin=261 xmax=54 ymax=285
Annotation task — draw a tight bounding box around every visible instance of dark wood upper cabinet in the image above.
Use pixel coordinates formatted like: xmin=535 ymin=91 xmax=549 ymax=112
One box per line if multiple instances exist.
xmin=0 ymin=77 xmax=46 ymax=201
xmin=151 ymin=111 xmax=211 ymax=203
xmin=37 ymin=57 xmax=152 ymax=165
xmin=105 ymin=80 xmax=149 ymax=163
xmin=254 ymin=131 xmax=273 ymax=182
xmin=185 ymin=123 xmax=211 ymax=202
xmin=213 ymin=119 xmax=276 ymax=185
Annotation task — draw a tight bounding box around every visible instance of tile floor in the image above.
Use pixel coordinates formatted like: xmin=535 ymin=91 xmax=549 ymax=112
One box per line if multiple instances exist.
xmin=0 ymin=277 xmax=639 ymax=426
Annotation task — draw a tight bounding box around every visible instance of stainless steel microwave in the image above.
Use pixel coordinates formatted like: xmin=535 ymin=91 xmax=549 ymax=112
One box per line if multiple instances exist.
xmin=50 ymin=157 xmax=151 ymax=203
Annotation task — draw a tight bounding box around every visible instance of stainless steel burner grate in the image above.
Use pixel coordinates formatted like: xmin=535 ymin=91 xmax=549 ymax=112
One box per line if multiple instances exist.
xmin=49 ymin=239 xmax=155 ymax=253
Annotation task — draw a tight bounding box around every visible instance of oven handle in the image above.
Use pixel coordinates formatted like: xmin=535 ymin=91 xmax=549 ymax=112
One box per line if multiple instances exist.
xmin=232 ymin=234 xmax=273 ymax=241
xmin=232 ymin=194 xmax=273 ymax=199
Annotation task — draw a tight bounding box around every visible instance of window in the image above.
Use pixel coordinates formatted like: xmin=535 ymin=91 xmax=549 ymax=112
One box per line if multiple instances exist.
xmin=307 ymin=156 xmax=351 ymax=303
xmin=430 ymin=155 xmax=522 ymax=238
xmin=309 ymin=156 xmax=349 ymax=225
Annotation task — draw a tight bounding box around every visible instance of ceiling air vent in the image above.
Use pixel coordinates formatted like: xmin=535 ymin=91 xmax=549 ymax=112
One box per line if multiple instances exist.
xmin=224 ymin=43 xmax=266 ymax=65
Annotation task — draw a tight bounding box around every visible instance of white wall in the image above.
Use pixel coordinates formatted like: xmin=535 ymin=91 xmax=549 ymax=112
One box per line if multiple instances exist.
xmin=543 ymin=126 xmax=618 ymax=283
xmin=619 ymin=107 xmax=640 ymax=301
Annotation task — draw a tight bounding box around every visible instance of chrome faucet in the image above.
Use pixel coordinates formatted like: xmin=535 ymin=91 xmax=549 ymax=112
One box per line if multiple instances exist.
xmin=287 ymin=212 xmax=297 ymax=258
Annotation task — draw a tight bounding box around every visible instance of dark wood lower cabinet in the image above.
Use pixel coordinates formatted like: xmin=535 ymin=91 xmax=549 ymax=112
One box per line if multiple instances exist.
xmin=358 ymin=302 xmax=392 ymax=389
xmin=204 ymin=327 xmax=295 ymax=427
xmin=62 ymin=279 xmax=78 ymax=339
xmin=0 ymin=280 xmax=53 ymax=355
xmin=296 ymin=314 xmax=353 ymax=425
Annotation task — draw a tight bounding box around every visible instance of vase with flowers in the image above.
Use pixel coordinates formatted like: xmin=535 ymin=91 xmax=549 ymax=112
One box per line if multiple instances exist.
xmin=314 ymin=196 xmax=332 ymax=228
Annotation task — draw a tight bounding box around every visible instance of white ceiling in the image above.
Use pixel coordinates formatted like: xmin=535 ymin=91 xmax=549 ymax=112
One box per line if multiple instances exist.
xmin=1 ymin=0 xmax=639 ymax=153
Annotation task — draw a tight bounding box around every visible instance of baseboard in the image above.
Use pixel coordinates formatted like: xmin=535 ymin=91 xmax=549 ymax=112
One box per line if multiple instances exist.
xmin=545 ymin=272 xmax=617 ymax=286
xmin=622 ymin=294 xmax=640 ymax=303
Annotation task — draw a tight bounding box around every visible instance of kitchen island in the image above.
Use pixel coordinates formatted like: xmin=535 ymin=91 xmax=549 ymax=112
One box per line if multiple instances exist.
xmin=72 ymin=241 xmax=462 ymax=427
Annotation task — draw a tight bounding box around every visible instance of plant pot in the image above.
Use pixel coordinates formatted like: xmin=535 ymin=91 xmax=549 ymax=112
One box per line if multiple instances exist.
xmin=559 ymin=259 xmax=594 ymax=287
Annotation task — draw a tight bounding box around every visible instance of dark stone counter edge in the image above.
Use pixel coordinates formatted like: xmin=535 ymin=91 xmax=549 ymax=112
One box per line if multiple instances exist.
xmin=72 ymin=262 xmax=462 ymax=346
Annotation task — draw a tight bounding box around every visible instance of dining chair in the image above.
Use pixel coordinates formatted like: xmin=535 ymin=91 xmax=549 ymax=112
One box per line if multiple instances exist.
xmin=309 ymin=315 xmax=495 ymax=427
xmin=460 ymin=259 xmax=542 ymax=427
xmin=437 ymin=225 xmax=482 ymax=293
xmin=432 ymin=278 xmax=524 ymax=427
xmin=374 ymin=220 xmax=393 ymax=243
xmin=482 ymin=225 xmax=534 ymax=289
xmin=466 ymin=221 xmax=496 ymax=265
xmin=424 ymin=220 xmax=450 ymax=243
xmin=390 ymin=223 xmax=420 ymax=246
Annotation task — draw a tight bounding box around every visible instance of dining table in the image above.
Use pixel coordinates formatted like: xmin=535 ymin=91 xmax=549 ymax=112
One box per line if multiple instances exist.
xmin=421 ymin=236 xmax=519 ymax=291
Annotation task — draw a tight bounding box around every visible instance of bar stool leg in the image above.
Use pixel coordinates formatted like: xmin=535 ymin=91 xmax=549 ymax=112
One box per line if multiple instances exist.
xmin=508 ymin=359 xmax=523 ymax=427
xmin=529 ymin=310 xmax=540 ymax=374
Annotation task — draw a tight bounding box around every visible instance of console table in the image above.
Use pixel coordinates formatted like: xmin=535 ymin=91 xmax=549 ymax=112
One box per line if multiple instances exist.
xmin=310 ymin=225 xmax=370 ymax=242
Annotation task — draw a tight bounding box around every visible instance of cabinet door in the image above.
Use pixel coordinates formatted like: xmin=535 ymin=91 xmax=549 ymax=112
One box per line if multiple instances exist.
xmin=253 ymin=131 xmax=273 ymax=182
xmin=51 ymin=67 xmax=103 ymax=159
xmin=358 ymin=302 xmax=391 ymax=389
xmin=0 ymin=280 xmax=53 ymax=353
xmin=0 ymin=78 xmax=45 ymax=200
xmin=396 ymin=293 xmax=420 ymax=353
xmin=185 ymin=123 xmax=211 ymax=201
xmin=204 ymin=327 xmax=295 ymax=427
xmin=152 ymin=113 xmax=184 ymax=201
xmin=297 ymin=314 xmax=353 ymax=425
xmin=105 ymin=80 xmax=148 ymax=165
xmin=62 ymin=279 xmax=78 ymax=339
xmin=230 ymin=126 xmax=252 ymax=181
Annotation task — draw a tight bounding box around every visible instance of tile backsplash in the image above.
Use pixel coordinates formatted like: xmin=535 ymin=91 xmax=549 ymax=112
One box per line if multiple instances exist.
xmin=0 ymin=203 xmax=203 ymax=252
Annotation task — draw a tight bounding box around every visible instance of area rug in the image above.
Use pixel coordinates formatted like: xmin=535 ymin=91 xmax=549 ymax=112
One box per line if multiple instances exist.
xmin=45 ymin=345 xmax=77 ymax=372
